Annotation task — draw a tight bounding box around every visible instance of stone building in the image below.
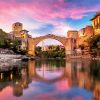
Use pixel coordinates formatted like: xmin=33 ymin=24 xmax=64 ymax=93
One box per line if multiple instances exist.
xmin=75 ymin=12 xmax=100 ymax=47
xmin=78 ymin=25 xmax=94 ymax=46
xmin=9 ymin=22 xmax=31 ymax=50
xmin=12 ymin=22 xmax=23 ymax=38
xmin=67 ymin=30 xmax=79 ymax=48
xmin=67 ymin=30 xmax=79 ymax=39
xmin=67 ymin=25 xmax=94 ymax=55
xmin=12 ymin=22 xmax=23 ymax=32
xmin=91 ymin=12 xmax=100 ymax=35
xmin=20 ymin=30 xmax=29 ymax=50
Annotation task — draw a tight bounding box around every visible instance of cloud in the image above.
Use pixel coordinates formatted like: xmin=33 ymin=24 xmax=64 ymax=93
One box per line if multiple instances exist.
xmin=50 ymin=21 xmax=73 ymax=37
xmin=0 ymin=0 xmax=100 ymax=37
xmin=0 ymin=0 xmax=100 ymax=21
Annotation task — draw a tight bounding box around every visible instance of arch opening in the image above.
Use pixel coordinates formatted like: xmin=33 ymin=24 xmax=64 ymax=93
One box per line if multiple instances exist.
xmin=37 ymin=38 xmax=63 ymax=46
xmin=35 ymin=38 xmax=66 ymax=59
xmin=28 ymin=34 xmax=74 ymax=57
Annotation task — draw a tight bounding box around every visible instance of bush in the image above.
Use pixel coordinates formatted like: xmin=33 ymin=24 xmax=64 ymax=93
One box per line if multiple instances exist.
xmin=87 ymin=34 xmax=100 ymax=56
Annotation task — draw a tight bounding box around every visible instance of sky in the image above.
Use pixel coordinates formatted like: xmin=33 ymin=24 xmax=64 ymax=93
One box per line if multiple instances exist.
xmin=0 ymin=0 xmax=100 ymax=45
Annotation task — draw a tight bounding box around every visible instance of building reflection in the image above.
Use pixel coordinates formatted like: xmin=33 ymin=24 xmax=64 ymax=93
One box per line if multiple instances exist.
xmin=0 ymin=59 xmax=100 ymax=99
xmin=65 ymin=59 xmax=100 ymax=100
xmin=28 ymin=60 xmax=36 ymax=81
xmin=0 ymin=63 xmax=29 ymax=97
xmin=93 ymin=81 xmax=100 ymax=100
xmin=13 ymin=82 xmax=23 ymax=97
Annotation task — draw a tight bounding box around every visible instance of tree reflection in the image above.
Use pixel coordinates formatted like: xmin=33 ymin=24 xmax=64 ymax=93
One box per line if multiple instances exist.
xmin=90 ymin=60 xmax=100 ymax=100
xmin=0 ymin=59 xmax=99 ymax=99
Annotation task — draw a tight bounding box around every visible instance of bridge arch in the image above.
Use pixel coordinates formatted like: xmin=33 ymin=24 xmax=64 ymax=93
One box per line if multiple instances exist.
xmin=28 ymin=34 xmax=76 ymax=57
xmin=37 ymin=38 xmax=63 ymax=47
xmin=28 ymin=60 xmax=69 ymax=83
xmin=32 ymin=34 xmax=67 ymax=46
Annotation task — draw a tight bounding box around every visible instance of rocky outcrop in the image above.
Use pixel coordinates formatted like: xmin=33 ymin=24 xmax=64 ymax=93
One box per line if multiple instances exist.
xmin=0 ymin=54 xmax=22 ymax=71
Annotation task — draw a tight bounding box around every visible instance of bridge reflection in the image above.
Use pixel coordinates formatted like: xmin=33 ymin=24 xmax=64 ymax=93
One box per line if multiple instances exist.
xmin=0 ymin=60 xmax=100 ymax=99
xmin=28 ymin=60 xmax=68 ymax=83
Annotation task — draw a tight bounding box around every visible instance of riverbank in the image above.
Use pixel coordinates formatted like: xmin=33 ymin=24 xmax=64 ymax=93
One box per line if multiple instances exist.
xmin=0 ymin=54 xmax=22 ymax=70
xmin=70 ymin=55 xmax=100 ymax=61
xmin=0 ymin=54 xmax=22 ymax=59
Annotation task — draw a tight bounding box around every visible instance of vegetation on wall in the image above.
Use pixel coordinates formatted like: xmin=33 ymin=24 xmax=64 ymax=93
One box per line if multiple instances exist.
xmin=35 ymin=45 xmax=65 ymax=58
xmin=87 ymin=34 xmax=100 ymax=56
xmin=0 ymin=29 xmax=8 ymax=47
xmin=90 ymin=60 xmax=100 ymax=81
xmin=0 ymin=29 xmax=27 ymax=55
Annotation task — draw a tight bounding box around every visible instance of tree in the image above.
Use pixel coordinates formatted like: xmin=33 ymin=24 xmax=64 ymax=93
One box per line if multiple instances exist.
xmin=35 ymin=45 xmax=65 ymax=58
xmin=35 ymin=46 xmax=42 ymax=57
xmin=88 ymin=34 xmax=100 ymax=49
xmin=87 ymin=34 xmax=100 ymax=56
xmin=97 ymin=42 xmax=100 ymax=48
xmin=0 ymin=29 xmax=8 ymax=48
xmin=0 ymin=29 xmax=23 ymax=54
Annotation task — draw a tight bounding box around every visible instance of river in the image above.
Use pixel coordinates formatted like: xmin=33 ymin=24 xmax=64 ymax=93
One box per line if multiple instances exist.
xmin=0 ymin=59 xmax=100 ymax=100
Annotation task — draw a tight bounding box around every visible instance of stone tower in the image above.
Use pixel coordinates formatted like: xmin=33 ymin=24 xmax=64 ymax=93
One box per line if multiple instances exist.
xmin=12 ymin=22 xmax=23 ymax=32
xmin=67 ymin=30 xmax=79 ymax=49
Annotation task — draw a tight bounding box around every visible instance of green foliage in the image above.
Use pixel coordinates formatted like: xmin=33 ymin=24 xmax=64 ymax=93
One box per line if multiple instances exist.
xmin=90 ymin=61 xmax=100 ymax=81
xmin=97 ymin=42 xmax=100 ymax=47
xmin=10 ymin=40 xmax=21 ymax=49
xmin=87 ymin=34 xmax=100 ymax=56
xmin=35 ymin=45 xmax=65 ymax=58
xmin=35 ymin=46 xmax=42 ymax=57
xmin=0 ymin=29 xmax=8 ymax=48
xmin=88 ymin=34 xmax=100 ymax=49
xmin=0 ymin=29 xmax=26 ymax=54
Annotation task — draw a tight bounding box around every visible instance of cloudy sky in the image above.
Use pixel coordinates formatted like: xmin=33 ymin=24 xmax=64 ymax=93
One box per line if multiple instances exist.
xmin=0 ymin=0 xmax=100 ymax=45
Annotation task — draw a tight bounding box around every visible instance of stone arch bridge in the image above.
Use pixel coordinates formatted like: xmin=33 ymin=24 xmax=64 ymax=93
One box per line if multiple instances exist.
xmin=28 ymin=34 xmax=77 ymax=57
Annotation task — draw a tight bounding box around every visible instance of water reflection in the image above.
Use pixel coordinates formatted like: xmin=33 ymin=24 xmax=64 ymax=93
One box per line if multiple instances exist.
xmin=0 ymin=59 xmax=100 ymax=100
